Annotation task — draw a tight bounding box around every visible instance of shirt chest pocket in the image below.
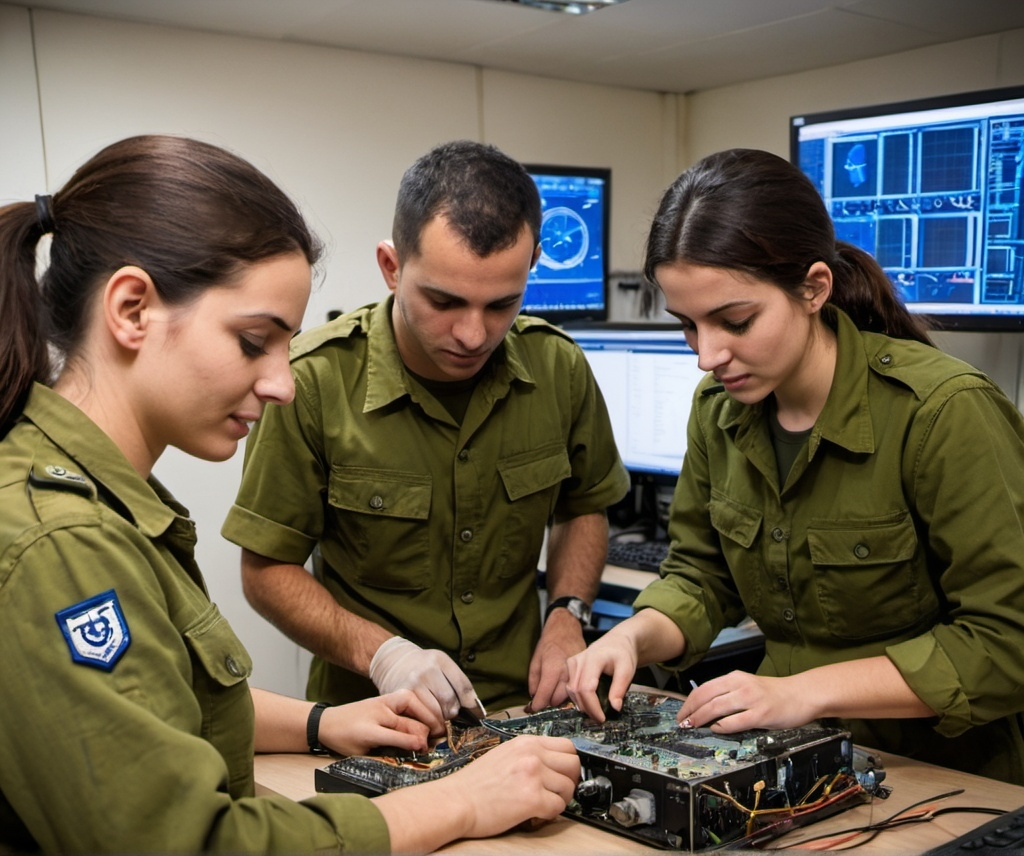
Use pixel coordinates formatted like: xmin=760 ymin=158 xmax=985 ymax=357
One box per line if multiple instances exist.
xmin=708 ymin=494 xmax=765 ymax=613
xmin=327 ymin=466 xmax=432 ymax=590
xmin=495 ymin=446 xmax=571 ymax=580
xmin=183 ymin=604 xmax=252 ymax=690
xmin=182 ymin=604 xmax=255 ymax=794
xmin=808 ymin=512 xmax=938 ymax=640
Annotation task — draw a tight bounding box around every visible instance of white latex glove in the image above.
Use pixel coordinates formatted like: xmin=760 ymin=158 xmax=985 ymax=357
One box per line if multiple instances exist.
xmin=368 ymin=637 xmax=485 ymax=723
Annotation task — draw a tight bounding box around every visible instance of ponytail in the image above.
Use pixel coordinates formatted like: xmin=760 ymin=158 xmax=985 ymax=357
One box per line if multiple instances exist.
xmin=0 ymin=201 xmax=52 ymax=435
xmin=829 ymin=242 xmax=933 ymax=346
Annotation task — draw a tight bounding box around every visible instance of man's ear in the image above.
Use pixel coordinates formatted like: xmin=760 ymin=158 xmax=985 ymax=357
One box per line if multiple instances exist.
xmin=803 ymin=261 xmax=833 ymax=313
xmin=376 ymin=241 xmax=401 ymax=293
xmin=103 ymin=266 xmax=158 ymax=351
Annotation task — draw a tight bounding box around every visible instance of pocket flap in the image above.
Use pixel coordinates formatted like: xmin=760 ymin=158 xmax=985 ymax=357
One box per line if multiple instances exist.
xmin=183 ymin=605 xmax=252 ymax=687
xmin=497 ymin=449 xmax=571 ymax=502
xmin=328 ymin=467 xmax=431 ymax=520
xmin=708 ymin=495 xmax=763 ymax=549
xmin=808 ymin=514 xmax=918 ymax=566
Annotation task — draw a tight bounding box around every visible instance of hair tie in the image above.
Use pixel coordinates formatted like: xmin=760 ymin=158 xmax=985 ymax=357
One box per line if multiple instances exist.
xmin=35 ymin=194 xmax=56 ymax=234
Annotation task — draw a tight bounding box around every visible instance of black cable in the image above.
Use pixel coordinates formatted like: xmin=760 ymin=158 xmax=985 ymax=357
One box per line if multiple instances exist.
xmin=764 ymin=788 xmax=1008 ymax=850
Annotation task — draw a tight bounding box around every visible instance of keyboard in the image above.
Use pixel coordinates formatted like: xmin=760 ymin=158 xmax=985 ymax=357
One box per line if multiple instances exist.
xmin=606 ymin=539 xmax=669 ymax=572
xmin=921 ymin=806 xmax=1024 ymax=854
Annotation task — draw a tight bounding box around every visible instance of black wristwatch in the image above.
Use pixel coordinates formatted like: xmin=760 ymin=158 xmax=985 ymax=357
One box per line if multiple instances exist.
xmin=306 ymin=702 xmax=331 ymax=755
xmin=544 ymin=596 xmax=592 ymax=627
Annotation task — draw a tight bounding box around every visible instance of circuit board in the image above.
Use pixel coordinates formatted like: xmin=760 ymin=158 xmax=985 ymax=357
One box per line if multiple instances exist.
xmin=315 ymin=691 xmax=875 ymax=850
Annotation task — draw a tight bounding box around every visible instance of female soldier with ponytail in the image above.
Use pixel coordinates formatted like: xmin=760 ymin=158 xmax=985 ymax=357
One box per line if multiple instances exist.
xmin=566 ymin=148 xmax=1024 ymax=783
xmin=0 ymin=134 xmax=578 ymax=852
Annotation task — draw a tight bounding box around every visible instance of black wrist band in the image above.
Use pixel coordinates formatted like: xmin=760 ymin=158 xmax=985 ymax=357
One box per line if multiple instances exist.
xmin=306 ymin=702 xmax=330 ymax=755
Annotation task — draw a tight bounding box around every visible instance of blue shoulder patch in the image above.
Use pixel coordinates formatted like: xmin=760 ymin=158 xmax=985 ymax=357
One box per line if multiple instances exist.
xmin=55 ymin=589 xmax=131 ymax=671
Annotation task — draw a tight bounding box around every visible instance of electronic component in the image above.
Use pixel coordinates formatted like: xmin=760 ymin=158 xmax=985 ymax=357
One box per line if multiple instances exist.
xmin=315 ymin=692 xmax=881 ymax=850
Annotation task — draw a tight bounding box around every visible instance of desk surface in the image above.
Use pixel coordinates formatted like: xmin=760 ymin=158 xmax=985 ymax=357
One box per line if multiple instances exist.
xmin=255 ymin=737 xmax=1024 ymax=854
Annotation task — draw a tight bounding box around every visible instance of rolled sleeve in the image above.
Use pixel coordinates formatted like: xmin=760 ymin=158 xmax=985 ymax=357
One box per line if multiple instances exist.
xmin=885 ymin=634 xmax=972 ymax=737
xmin=892 ymin=380 xmax=1024 ymax=733
xmin=221 ymin=504 xmax=315 ymax=565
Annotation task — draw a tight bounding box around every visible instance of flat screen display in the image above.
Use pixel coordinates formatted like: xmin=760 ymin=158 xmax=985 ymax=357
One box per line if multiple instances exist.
xmin=522 ymin=165 xmax=610 ymax=323
xmin=791 ymin=85 xmax=1024 ymax=330
xmin=570 ymin=325 xmax=703 ymax=484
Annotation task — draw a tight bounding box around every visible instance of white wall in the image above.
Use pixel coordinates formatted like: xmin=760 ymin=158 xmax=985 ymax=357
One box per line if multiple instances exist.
xmin=6 ymin=4 xmax=1024 ymax=694
xmin=678 ymin=27 xmax=1024 ymax=404
xmin=2 ymin=4 xmax=675 ymax=695
xmin=0 ymin=6 xmax=46 ymax=199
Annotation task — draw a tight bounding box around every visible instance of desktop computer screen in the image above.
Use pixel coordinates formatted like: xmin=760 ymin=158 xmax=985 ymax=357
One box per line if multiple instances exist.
xmin=790 ymin=84 xmax=1024 ymax=330
xmin=522 ymin=165 xmax=610 ymax=323
xmin=570 ymin=325 xmax=704 ymax=484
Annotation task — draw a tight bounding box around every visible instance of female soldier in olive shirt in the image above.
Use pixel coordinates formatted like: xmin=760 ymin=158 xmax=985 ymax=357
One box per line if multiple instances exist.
xmin=566 ymin=148 xmax=1024 ymax=783
xmin=0 ymin=134 xmax=578 ymax=852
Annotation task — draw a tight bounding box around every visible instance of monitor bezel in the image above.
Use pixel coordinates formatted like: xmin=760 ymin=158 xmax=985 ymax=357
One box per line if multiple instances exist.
xmin=790 ymin=84 xmax=1024 ymax=332
xmin=522 ymin=163 xmax=611 ymax=324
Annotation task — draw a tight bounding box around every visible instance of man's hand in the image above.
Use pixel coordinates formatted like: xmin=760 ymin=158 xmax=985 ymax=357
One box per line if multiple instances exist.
xmin=526 ymin=609 xmax=587 ymax=712
xmin=368 ymin=637 xmax=483 ymax=735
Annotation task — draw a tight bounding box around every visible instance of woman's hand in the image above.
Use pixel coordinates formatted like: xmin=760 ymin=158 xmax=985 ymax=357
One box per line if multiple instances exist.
xmin=566 ymin=609 xmax=685 ymax=723
xmin=374 ymin=735 xmax=580 ymax=851
xmin=565 ymin=631 xmax=638 ymax=723
xmin=677 ymin=658 xmax=936 ymax=733
xmin=678 ymin=671 xmax=813 ymax=732
xmin=317 ymin=690 xmax=432 ymax=756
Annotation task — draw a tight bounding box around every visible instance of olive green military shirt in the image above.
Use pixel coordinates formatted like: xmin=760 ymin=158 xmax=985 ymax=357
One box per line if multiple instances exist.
xmin=223 ymin=299 xmax=629 ymax=709
xmin=635 ymin=308 xmax=1024 ymax=783
xmin=0 ymin=385 xmax=389 ymax=852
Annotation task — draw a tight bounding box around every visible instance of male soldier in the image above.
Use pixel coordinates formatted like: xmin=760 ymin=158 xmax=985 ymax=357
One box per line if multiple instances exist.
xmin=222 ymin=140 xmax=628 ymax=732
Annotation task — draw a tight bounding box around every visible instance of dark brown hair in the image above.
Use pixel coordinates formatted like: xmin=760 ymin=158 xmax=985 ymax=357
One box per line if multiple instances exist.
xmin=392 ymin=140 xmax=540 ymax=260
xmin=0 ymin=134 xmax=322 ymax=434
xmin=642 ymin=148 xmax=933 ymax=346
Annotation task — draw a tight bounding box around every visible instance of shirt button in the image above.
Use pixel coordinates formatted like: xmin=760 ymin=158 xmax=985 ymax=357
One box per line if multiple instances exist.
xmin=782 ymin=608 xmax=795 ymax=622
xmin=776 ymin=575 xmax=788 ymax=590
xmin=460 ymin=528 xmax=473 ymax=542
xmin=461 ymin=591 xmax=475 ymax=604
xmin=465 ymin=650 xmax=477 ymax=663
xmin=369 ymin=495 xmax=384 ymax=510
xmin=458 ymin=449 xmax=470 ymax=462
xmin=854 ymin=543 xmax=871 ymax=559
xmin=771 ymin=527 xmax=785 ymax=542
xmin=225 ymin=655 xmax=245 ymax=677
xmin=879 ymin=354 xmax=893 ymax=365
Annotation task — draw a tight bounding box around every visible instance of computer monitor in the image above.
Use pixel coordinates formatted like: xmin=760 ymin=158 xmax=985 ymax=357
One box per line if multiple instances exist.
xmin=790 ymin=84 xmax=1024 ymax=331
xmin=570 ymin=325 xmax=704 ymax=485
xmin=522 ymin=164 xmax=610 ymax=323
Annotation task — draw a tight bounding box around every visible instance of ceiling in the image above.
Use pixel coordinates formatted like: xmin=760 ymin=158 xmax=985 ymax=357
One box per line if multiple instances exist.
xmin=19 ymin=0 xmax=1024 ymax=94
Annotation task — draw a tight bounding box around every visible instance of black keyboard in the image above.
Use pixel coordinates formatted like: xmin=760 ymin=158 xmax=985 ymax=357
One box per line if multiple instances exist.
xmin=606 ymin=539 xmax=669 ymax=572
xmin=922 ymin=806 xmax=1024 ymax=854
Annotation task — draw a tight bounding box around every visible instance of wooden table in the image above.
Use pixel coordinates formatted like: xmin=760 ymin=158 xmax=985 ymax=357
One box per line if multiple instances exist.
xmin=255 ymin=743 xmax=1024 ymax=853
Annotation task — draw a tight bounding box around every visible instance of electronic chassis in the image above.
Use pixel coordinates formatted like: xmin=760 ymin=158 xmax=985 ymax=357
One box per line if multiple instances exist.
xmin=314 ymin=690 xmax=885 ymax=850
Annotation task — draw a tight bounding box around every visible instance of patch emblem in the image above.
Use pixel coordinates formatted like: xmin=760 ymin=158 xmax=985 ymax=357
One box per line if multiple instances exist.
xmin=55 ymin=589 xmax=131 ymax=671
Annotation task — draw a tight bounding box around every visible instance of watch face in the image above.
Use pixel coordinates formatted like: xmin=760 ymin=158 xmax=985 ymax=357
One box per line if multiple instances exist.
xmin=567 ymin=598 xmax=591 ymax=624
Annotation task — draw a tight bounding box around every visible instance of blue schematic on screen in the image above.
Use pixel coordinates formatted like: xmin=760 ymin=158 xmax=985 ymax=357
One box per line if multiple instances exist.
xmin=522 ymin=166 xmax=609 ymax=321
xmin=793 ymin=87 xmax=1024 ymax=327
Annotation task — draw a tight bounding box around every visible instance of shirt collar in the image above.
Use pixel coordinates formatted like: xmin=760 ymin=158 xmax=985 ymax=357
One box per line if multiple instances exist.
xmin=362 ymin=297 xmax=535 ymax=413
xmin=715 ymin=307 xmax=876 ymax=455
xmin=23 ymin=383 xmax=183 ymax=537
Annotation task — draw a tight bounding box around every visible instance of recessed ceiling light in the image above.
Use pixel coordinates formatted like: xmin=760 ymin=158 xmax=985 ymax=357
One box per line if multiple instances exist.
xmin=482 ymin=0 xmax=631 ymax=14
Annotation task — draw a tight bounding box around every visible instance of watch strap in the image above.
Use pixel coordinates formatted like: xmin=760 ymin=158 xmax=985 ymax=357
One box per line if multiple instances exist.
xmin=544 ymin=595 xmax=590 ymax=625
xmin=306 ymin=701 xmax=330 ymax=755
